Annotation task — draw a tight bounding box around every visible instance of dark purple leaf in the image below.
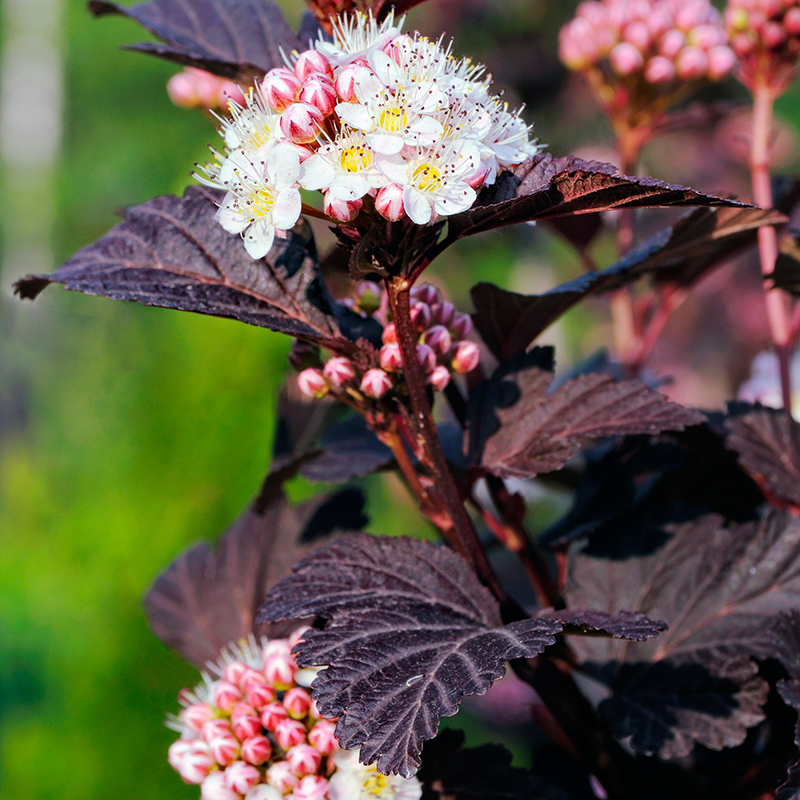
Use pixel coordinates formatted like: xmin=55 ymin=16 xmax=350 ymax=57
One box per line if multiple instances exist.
xmin=258 ymin=534 xmax=564 ymax=777
xmin=546 ymin=213 xmax=603 ymax=256
xmin=725 ymin=409 xmax=800 ymax=510
xmin=469 ymin=350 xmax=704 ymax=479
xmin=777 ymin=758 xmax=800 ymax=800
xmin=418 ymin=730 xmax=571 ymax=800
xmin=545 ymin=609 xmax=666 ymax=641
xmin=88 ymin=0 xmax=304 ymax=82
xmin=770 ymin=229 xmax=800 ymax=296
xmin=14 ymin=187 xmax=352 ymax=350
xmin=771 ymin=613 xmax=800 ymax=747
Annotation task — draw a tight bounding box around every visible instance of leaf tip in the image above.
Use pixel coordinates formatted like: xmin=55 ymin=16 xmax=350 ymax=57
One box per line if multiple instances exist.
xmin=13 ymin=275 xmax=51 ymax=300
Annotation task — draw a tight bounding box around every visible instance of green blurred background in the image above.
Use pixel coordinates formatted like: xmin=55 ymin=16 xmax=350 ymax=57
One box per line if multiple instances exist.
xmin=3 ymin=0 xmax=800 ymax=797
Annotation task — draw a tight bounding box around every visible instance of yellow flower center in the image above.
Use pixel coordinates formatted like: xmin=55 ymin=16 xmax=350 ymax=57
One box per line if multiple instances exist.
xmin=379 ymin=106 xmax=407 ymax=133
xmin=340 ymin=145 xmax=373 ymax=173
xmin=245 ymin=126 xmax=271 ymax=152
xmin=247 ymin=187 xmax=275 ymax=219
xmin=363 ymin=771 xmax=390 ymax=796
xmin=412 ymin=163 xmax=442 ymax=192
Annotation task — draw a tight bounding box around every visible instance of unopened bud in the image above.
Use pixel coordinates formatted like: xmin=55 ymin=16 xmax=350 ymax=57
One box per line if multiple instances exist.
xmin=609 ymin=42 xmax=645 ymax=75
xmin=262 ymin=68 xmax=301 ymax=111
xmin=241 ymin=735 xmax=272 ymax=765
xmin=245 ymin=785 xmax=282 ymax=800
xmin=297 ymin=368 xmax=329 ymax=399
xmin=210 ymin=733 xmax=240 ymax=766
xmin=308 ymin=720 xmax=338 ymax=755
xmin=182 ymin=702 xmax=216 ymax=733
xmin=179 ymin=742 xmax=215 ymax=784
xmin=194 ymin=69 xmax=224 ymax=107
xmin=218 ymin=81 xmax=245 ymax=108
xmin=283 ymin=687 xmax=313 ymax=719
xmin=299 ymin=74 xmax=337 ymax=116
xmin=232 ymin=713 xmax=262 ymax=741
xmin=231 ymin=701 xmax=257 ymax=722
xmin=659 ymin=28 xmax=687 ymax=58
xmin=451 ymin=312 xmax=473 ymax=340
xmin=225 ymin=761 xmax=262 ymax=795
xmin=357 ymin=280 xmax=383 ymax=314
xmin=382 ymin=323 xmax=397 ymax=344
xmin=168 ymin=739 xmax=194 ymax=771
xmin=411 ymin=284 xmax=441 ymax=306
xmin=288 ymin=627 xmax=310 ymax=647
xmin=293 ymin=775 xmax=329 ymax=800
xmin=323 ymin=191 xmax=363 ymax=222
xmin=451 ymin=340 xmax=481 ymax=374
xmin=280 ymin=102 xmax=324 ymax=144
xmin=417 ymin=343 xmax=437 ymax=373
xmin=213 ymin=681 xmax=242 ymax=712
xmin=335 ymin=63 xmax=361 ymax=102
xmin=644 ymin=55 xmax=675 ymax=82
xmin=427 ymin=365 xmax=451 ymax=392
xmin=706 ymin=45 xmax=737 ymax=79
xmin=223 ymin=661 xmax=249 ymax=687
xmin=275 ymin=718 xmax=307 ymax=750
xmin=466 ymin=161 xmax=491 ymax=190
xmin=245 ymin=681 xmax=277 ymax=711
xmin=360 ymin=368 xmax=393 ymax=399
xmin=260 ymin=701 xmax=289 ymax=731
xmin=380 ymin=343 xmax=404 ymax=372
xmin=264 ymin=652 xmax=297 ymax=689
xmin=267 ymin=761 xmax=299 ymax=794
xmin=375 ymin=183 xmax=405 ymax=220
xmin=201 ymin=772 xmax=239 ymax=800
xmin=624 ymin=21 xmax=651 ymax=51
xmin=675 ymin=46 xmax=708 ymax=79
xmin=289 ymin=340 xmax=322 ymax=372
xmin=410 ymin=302 xmax=432 ymax=332
xmin=294 ymin=49 xmax=334 ymax=81
xmin=286 ymin=743 xmax=323 ymax=776
xmin=323 ymin=357 xmax=356 ymax=387
xmin=787 ymin=8 xmax=800 ymax=36
xmin=263 ymin=639 xmax=292 ymax=660
xmin=167 ymin=71 xmax=200 ymax=107
xmin=201 ymin=719 xmax=232 ymax=743
xmin=422 ymin=325 xmax=452 ymax=355
xmin=432 ymin=301 xmax=455 ymax=328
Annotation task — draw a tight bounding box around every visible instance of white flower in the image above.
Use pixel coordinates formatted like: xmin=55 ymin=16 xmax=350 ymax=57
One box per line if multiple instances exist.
xmin=300 ymin=128 xmax=394 ymax=201
xmin=316 ymin=11 xmax=404 ymax=68
xmin=379 ymin=140 xmax=481 ymax=225
xmin=216 ymin=85 xmax=284 ymax=170
xmin=329 ymin=750 xmax=422 ymax=800
xmin=199 ymin=145 xmax=302 ymax=259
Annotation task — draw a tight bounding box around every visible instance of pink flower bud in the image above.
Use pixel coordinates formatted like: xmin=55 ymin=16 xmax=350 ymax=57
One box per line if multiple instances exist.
xmin=609 ymin=42 xmax=645 ymax=75
xmin=308 ymin=698 xmax=322 ymax=720
xmin=262 ymin=67 xmax=301 ymax=111
xmin=194 ymin=69 xmax=223 ymax=107
xmin=410 ymin=302 xmax=432 ymax=332
xmin=264 ymin=652 xmax=297 ymax=690
xmin=451 ymin=340 xmax=481 ymax=374
xmin=246 ymin=681 xmax=277 ymax=711
xmin=275 ymin=718 xmax=308 ymax=751
xmin=382 ymin=323 xmax=397 ymax=344
xmin=241 ymin=735 xmax=272 ymax=765
xmin=375 ymin=183 xmax=405 ymax=220
xmin=384 ymin=33 xmax=415 ymax=62
xmin=288 ymin=626 xmax=310 ymax=647
xmin=297 ymin=368 xmax=329 ymax=399
xmin=675 ymin=46 xmax=708 ymax=79
xmin=360 ymin=368 xmax=392 ymax=399
xmin=624 ymin=20 xmax=651 ymax=50
xmin=380 ymin=343 xmax=404 ymax=372
xmin=168 ymin=739 xmax=194 ymax=771
xmin=422 ymin=325 xmax=452 ymax=355
xmin=411 ymin=284 xmax=441 ymax=307
xmin=233 ymin=714 xmax=262 ymax=741
xmin=210 ymin=733 xmax=240 ymax=766
xmin=762 ymin=20 xmax=787 ymax=48
xmin=466 ymin=161 xmax=491 ymax=190
xmin=294 ymin=50 xmax=334 ymax=81
xmin=280 ymin=102 xmax=324 ymax=144
xmin=323 ymin=191 xmax=363 ymax=222
xmin=286 ymin=743 xmax=323 ymax=776
xmin=201 ymin=719 xmax=232 ymax=743
xmin=214 ymin=681 xmax=243 ymax=712
xmin=260 ymin=701 xmax=289 ymax=731
xmin=231 ymin=701 xmax=258 ymax=721
xmin=167 ymin=71 xmax=200 ymax=107
xmin=299 ymin=74 xmax=337 ymax=116
xmin=201 ymin=772 xmax=239 ymax=800
xmin=644 ymin=55 xmax=676 ymax=83
xmin=292 ymin=775 xmax=329 ymax=800
xmin=267 ymin=761 xmax=299 ymax=794
xmin=263 ymin=639 xmax=292 ymax=660
xmin=357 ymin=280 xmax=382 ymax=314
xmin=323 ymin=357 xmax=356 ymax=387
xmin=451 ymin=312 xmax=473 ymax=340
xmin=245 ymin=785 xmax=283 ymax=800
xmin=706 ymin=45 xmax=737 ymax=79
xmin=688 ymin=24 xmax=726 ymax=50
xmin=223 ymin=661 xmax=250 ymax=687
xmin=308 ymin=720 xmax=338 ymax=755
xmin=335 ymin=63 xmax=361 ymax=102
xmin=427 ymin=365 xmax=451 ymax=392
xmin=225 ymin=761 xmax=262 ymax=795
xmin=786 ymin=8 xmax=800 ymax=36
xmin=182 ymin=702 xmax=216 ymax=733
xmin=283 ymin=687 xmax=313 ymax=719
xmin=179 ymin=742 xmax=215 ymax=784
xmin=659 ymin=29 xmax=686 ymax=58
xmin=416 ymin=343 xmax=436 ymax=374
xmin=218 ymin=81 xmax=245 ymax=108
xmin=432 ymin=301 xmax=455 ymax=328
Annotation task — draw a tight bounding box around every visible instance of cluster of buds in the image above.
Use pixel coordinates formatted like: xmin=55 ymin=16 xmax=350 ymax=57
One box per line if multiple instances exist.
xmin=559 ymin=0 xmax=736 ymax=132
xmin=167 ymin=630 xmax=421 ymax=799
xmin=294 ymin=282 xmax=480 ymax=403
xmin=725 ymin=0 xmax=800 ymax=94
xmin=168 ymin=67 xmax=246 ymax=110
xmin=195 ymin=11 xmax=539 ymax=259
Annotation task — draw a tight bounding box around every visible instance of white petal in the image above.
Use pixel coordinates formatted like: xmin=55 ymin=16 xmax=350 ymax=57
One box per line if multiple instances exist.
xmin=367 ymin=131 xmax=404 ymax=155
xmin=376 ymin=154 xmax=408 ymax=184
xmin=405 ymin=187 xmax=433 ymax=225
xmin=336 ymin=103 xmax=373 ymax=131
xmin=434 ymin=183 xmax=476 ymax=216
xmin=328 ymin=175 xmax=369 ymax=200
xmin=243 ymin=220 xmax=274 ymax=259
xmin=271 ymin=188 xmax=302 ymax=230
xmin=299 ymin=155 xmax=336 ymax=191
xmin=267 ymin=145 xmax=301 ymax=188
xmin=217 ymin=203 xmax=249 ymax=234
xmin=409 ymin=117 xmax=444 ymax=135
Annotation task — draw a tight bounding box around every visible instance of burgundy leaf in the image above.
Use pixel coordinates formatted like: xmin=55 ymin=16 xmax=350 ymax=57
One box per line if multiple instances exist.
xmin=544 ymin=609 xmax=667 ymax=641
xmin=88 ymin=0 xmax=306 ymax=82
xmin=777 ymin=758 xmax=800 ymax=800
xmin=14 ymin=186 xmax=350 ymax=349
xmin=725 ymin=409 xmax=800 ymax=510
xmin=258 ymin=534 xmax=564 ymax=777
xmin=470 ymin=350 xmax=705 ymax=479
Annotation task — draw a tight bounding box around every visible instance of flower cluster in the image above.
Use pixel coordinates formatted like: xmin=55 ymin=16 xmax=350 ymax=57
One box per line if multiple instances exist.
xmin=168 ymin=67 xmax=246 ymax=110
xmin=725 ymin=0 xmax=800 ymax=93
xmin=293 ymin=282 xmax=479 ymax=402
xmin=559 ymin=0 xmax=736 ymax=127
xmin=195 ymin=12 xmax=538 ymax=259
xmin=167 ymin=630 xmax=421 ymax=800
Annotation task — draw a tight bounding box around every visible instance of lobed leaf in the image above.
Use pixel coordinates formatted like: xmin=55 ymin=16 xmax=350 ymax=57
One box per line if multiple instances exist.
xmin=88 ymin=0 xmax=310 ymax=82
xmin=725 ymin=408 xmax=800 ymax=510
xmin=468 ymin=349 xmax=705 ymax=479
xmin=14 ymin=186 xmax=354 ymax=350
xmin=544 ymin=609 xmax=667 ymax=641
